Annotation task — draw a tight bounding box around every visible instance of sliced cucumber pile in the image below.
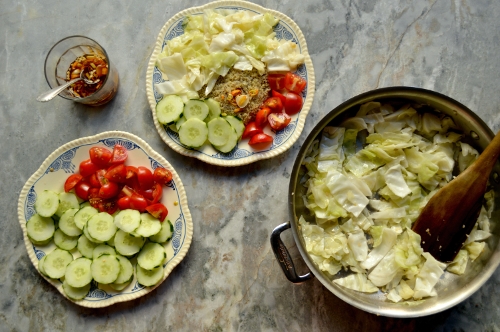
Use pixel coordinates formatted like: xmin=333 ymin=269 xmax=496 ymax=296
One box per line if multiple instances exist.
xmin=27 ymin=191 xmax=175 ymax=300
xmin=157 ymin=97 xmax=243 ymax=153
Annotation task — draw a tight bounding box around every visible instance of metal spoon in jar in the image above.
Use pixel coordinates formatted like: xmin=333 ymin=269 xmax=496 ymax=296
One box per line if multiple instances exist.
xmin=36 ymin=68 xmax=97 ymax=102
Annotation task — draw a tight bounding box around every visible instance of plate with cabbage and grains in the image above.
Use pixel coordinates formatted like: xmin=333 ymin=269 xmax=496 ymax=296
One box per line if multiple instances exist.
xmin=146 ymin=0 xmax=315 ymax=166
xmin=17 ymin=131 xmax=193 ymax=308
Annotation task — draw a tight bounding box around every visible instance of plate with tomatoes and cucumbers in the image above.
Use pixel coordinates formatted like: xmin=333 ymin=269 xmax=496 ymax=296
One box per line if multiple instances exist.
xmin=17 ymin=131 xmax=193 ymax=308
xmin=146 ymin=0 xmax=315 ymax=166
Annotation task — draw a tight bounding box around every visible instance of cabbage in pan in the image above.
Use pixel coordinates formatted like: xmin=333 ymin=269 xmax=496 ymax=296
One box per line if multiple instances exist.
xmin=300 ymin=101 xmax=494 ymax=302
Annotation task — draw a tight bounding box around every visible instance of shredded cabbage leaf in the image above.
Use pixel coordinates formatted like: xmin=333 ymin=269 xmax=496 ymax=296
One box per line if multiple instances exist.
xmin=299 ymin=102 xmax=493 ymax=303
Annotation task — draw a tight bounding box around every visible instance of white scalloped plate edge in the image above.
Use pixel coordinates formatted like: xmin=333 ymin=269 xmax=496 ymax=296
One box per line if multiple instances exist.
xmin=145 ymin=0 xmax=315 ymax=167
xmin=17 ymin=131 xmax=193 ymax=308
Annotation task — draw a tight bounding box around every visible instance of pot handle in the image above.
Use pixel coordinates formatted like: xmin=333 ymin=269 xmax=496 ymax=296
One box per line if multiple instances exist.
xmin=270 ymin=222 xmax=313 ymax=283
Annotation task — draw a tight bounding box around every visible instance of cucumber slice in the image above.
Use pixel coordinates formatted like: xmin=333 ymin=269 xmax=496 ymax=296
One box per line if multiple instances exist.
xmin=178 ymin=118 xmax=208 ymax=148
xmin=43 ymin=248 xmax=73 ymax=279
xmin=114 ymin=229 xmax=145 ymax=256
xmin=80 ymin=201 xmax=91 ymax=209
xmin=207 ymin=117 xmax=233 ymax=147
xmin=149 ymin=219 xmax=174 ymax=243
xmin=136 ymin=264 xmax=164 ymax=287
xmin=156 ymin=95 xmax=184 ymax=124
xmin=53 ymin=229 xmax=78 ymax=250
xmin=114 ymin=255 xmax=134 ymax=284
xmin=114 ymin=209 xmax=141 ymax=233
xmin=204 ymin=98 xmax=221 ymax=122
xmin=58 ymin=208 xmax=82 ymax=237
xmin=175 ymin=115 xmax=187 ymax=131
xmin=213 ymin=128 xmax=238 ymax=153
xmin=137 ymin=242 xmax=166 ymax=270
xmin=87 ymin=212 xmax=117 ymax=242
xmin=184 ymin=99 xmax=209 ymax=120
xmin=93 ymin=244 xmax=116 ymax=259
xmin=135 ymin=214 xmax=162 ymax=238
xmin=91 ymin=254 xmax=120 ymax=284
xmin=225 ymin=115 xmax=245 ymax=139
xmin=62 ymin=279 xmax=91 ymax=300
xmin=106 ymin=233 xmax=116 ymax=247
xmin=26 ymin=213 xmax=55 ymax=243
xmin=55 ymin=192 xmax=79 ymax=218
xmin=110 ymin=281 xmax=131 ymax=291
xmin=64 ymin=257 xmax=93 ymax=288
xmin=74 ymin=206 xmax=98 ymax=230
xmin=77 ymin=235 xmax=99 ymax=259
xmin=34 ymin=190 xmax=59 ymax=217
xmin=38 ymin=255 xmax=48 ymax=277
xmin=83 ymin=224 xmax=104 ymax=244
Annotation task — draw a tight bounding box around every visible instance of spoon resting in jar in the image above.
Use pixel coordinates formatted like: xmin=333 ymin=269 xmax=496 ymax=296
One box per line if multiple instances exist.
xmin=411 ymin=130 xmax=500 ymax=262
xmin=37 ymin=68 xmax=97 ymax=102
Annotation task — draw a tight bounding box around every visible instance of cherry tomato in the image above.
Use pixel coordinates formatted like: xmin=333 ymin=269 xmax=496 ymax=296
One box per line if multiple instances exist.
xmin=267 ymin=73 xmax=285 ymax=91
xmin=129 ymin=194 xmax=148 ymax=212
xmin=117 ymin=196 xmax=131 ymax=210
xmin=64 ymin=174 xmax=83 ymax=192
xmin=146 ymin=203 xmax=168 ymax=222
xmin=88 ymin=173 xmax=101 ymax=188
xmin=105 ymin=164 xmax=127 ymax=183
xmin=89 ymin=147 xmax=113 ymax=168
xmin=99 ymin=200 xmax=118 ymax=214
xmin=248 ymin=133 xmax=273 ymax=150
xmin=136 ymin=166 xmax=154 ymax=190
xmin=283 ymin=72 xmax=307 ymax=94
xmin=153 ymin=167 xmax=173 ymax=186
xmin=242 ymin=122 xmax=263 ymax=140
xmin=79 ymin=159 xmax=100 ymax=177
xmin=268 ymin=112 xmax=292 ymax=131
xmin=110 ymin=144 xmax=128 ymax=165
xmin=272 ymin=90 xmax=287 ymax=105
xmin=255 ymin=107 xmax=272 ymax=128
xmin=126 ymin=166 xmax=138 ymax=179
xmin=96 ymin=169 xmax=108 ymax=186
xmin=88 ymin=188 xmax=103 ymax=209
xmin=283 ymin=91 xmax=303 ymax=115
xmin=74 ymin=181 xmax=91 ymax=200
xmin=99 ymin=182 xmax=120 ymax=199
xmin=263 ymin=97 xmax=283 ymax=113
xmin=151 ymin=183 xmax=163 ymax=204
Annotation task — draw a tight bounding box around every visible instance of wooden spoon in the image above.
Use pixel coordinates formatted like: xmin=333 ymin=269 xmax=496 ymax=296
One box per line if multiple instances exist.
xmin=411 ymin=130 xmax=500 ymax=262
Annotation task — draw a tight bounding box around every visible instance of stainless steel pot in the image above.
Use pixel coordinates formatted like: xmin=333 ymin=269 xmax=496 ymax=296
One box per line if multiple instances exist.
xmin=271 ymin=86 xmax=500 ymax=318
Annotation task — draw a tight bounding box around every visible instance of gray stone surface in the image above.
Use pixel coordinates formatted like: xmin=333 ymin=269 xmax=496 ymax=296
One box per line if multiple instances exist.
xmin=2 ymin=0 xmax=500 ymax=331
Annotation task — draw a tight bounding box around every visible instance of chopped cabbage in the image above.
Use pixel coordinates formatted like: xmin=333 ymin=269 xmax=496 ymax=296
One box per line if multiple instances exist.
xmin=299 ymin=102 xmax=493 ymax=303
xmin=154 ymin=9 xmax=305 ymax=96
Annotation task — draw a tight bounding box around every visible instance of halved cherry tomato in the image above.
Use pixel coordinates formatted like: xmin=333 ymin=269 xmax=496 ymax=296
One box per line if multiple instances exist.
xmin=96 ymin=169 xmax=108 ymax=186
xmin=88 ymin=188 xmax=103 ymax=209
xmin=136 ymin=166 xmax=154 ymax=190
xmin=99 ymin=200 xmax=118 ymax=214
xmin=129 ymin=194 xmax=148 ymax=212
xmin=105 ymin=164 xmax=127 ymax=183
xmin=89 ymin=147 xmax=113 ymax=168
xmin=283 ymin=72 xmax=307 ymax=94
xmin=117 ymin=196 xmax=131 ymax=210
xmin=151 ymin=183 xmax=163 ymax=204
xmin=242 ymin=122 xmax=263 ymax=139
xmin=272 ymin=90 xmax=286 ymax=105
xmin=248 ymin=133 xmax=273 ymax=150
xmin=99 ymin=182 xmax=120 ymax=199
xmin=110 ymin=144 xmax=128 ymax=165
xmin=283 ymin=91 xmax=303 ymax=115
xmin=125 ymin=166 xmax=138 ymax=179
xmin=255 ymin=107 xmax=272 ymax=128
xmin=88 ymin=173 xmax=101 ymax=188
xmin=267 ymin=73 xmax=285 ymax=91
xmin=153 ymin=167 xmax=173 ymax=186
xmin=268 ymin=112 xmax=292 ymax=131
xmin=79 ymin=159 xmax=100 ymax=177
xmin=75 ymin=181 xmax=91 ymax=200
xmin=146 ymin=203 xmax=168 ymax=222
xmin=263 ymin=97 xmax=283 ymax=113
xmin=64 ymin=174 xmax=83 ymax=192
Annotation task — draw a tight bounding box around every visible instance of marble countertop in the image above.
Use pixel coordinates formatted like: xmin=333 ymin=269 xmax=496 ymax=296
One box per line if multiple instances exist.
xmin=2 ymin=0 xmax=500 ymax=331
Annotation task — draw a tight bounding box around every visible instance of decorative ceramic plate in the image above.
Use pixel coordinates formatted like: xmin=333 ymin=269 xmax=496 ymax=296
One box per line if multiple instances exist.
xmin=17 ymin=131 xmax=193 ymax=308
xmin=146 ymin=0 xmax=315 ymax=166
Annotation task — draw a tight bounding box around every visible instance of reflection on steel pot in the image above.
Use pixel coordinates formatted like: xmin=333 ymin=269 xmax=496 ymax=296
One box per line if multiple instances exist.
xmin=270 ymin=87 xmax=500 ymax=318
